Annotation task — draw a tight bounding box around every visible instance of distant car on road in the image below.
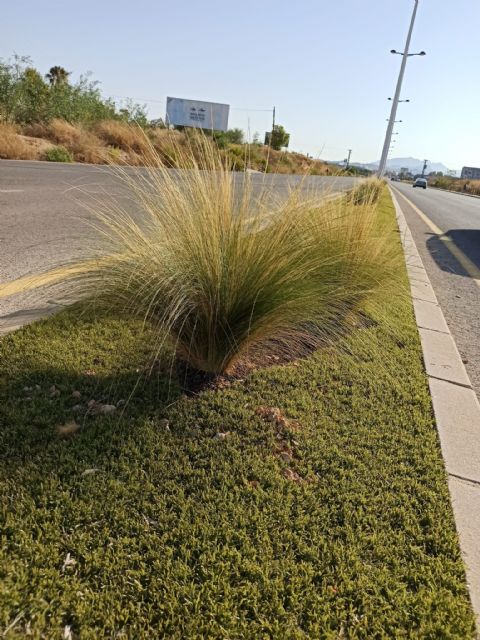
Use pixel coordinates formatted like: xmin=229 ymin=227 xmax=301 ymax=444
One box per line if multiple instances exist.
xmin=390 ymin=176 xmax=398 ymax=181
xmin=413 ymin=177 xmax=427 ymax=189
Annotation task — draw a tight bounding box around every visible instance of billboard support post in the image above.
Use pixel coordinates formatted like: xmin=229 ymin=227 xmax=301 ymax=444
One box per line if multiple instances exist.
xmin=270 ymin=106 xmax=275 ymax=149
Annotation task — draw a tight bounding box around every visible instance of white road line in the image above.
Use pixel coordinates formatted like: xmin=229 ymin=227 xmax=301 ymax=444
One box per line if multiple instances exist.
xmin=0 ymin=189 xmax=24 ymax=193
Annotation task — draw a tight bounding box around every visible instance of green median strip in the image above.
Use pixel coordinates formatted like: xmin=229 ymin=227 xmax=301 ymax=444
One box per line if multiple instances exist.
xmin=0 ymin=191 xmax=476 ymax=637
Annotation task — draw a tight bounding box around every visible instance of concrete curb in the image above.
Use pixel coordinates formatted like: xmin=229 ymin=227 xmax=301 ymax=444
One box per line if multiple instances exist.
xmin=0 ymin=304 xmax=61 ymax=336
xmin=390 ymin=187 xmax=480 ymax=630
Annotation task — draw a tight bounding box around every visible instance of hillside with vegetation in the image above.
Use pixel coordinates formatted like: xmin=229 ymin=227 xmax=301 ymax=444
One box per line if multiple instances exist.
xmin=0 ymin=55 xmax=364 ymax=175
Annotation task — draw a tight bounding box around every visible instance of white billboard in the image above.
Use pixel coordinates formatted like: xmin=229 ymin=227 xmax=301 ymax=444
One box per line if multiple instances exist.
xmin=166 ymin=97 xmax=229 ymax=132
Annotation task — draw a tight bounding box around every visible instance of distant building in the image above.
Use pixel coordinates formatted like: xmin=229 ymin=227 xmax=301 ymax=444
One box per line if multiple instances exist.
xmin=399 ymin=167 xmax=413 ymax=180
xmin=461 ymin=166 xmax=480 ymax=179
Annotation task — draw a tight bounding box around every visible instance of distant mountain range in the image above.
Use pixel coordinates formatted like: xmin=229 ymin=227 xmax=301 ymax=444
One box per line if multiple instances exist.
xmin=347 ymin=157 xmax=458 ymax=176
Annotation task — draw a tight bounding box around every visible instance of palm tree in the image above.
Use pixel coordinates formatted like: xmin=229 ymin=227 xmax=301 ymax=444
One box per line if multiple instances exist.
xmin=45 ymin=66 xmax=70 ymax=87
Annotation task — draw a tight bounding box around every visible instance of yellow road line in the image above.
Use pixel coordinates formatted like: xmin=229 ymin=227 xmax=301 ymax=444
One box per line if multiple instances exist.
xmin=392 ymin=186 xmax=480 ymax=288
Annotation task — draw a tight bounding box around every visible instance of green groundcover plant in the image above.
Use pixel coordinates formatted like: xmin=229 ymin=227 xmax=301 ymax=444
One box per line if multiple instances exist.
xmin=0 ymin=207 xmax=475 ymax=635
xmin=44 ymin=145 xmax=73 ymax=163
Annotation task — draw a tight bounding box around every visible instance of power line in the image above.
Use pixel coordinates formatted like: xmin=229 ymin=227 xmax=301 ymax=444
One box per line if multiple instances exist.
xmin=111 ymin=95 xmax=165 ymax=104
xmin=230 ymin=107 xmax=272 ymax=112
xmin=110 ymin=95 xmax=272 ymax=112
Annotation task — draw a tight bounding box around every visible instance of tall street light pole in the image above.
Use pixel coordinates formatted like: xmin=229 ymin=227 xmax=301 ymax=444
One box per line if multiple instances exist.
xmin=377 ymin=0 xmax=425 ymax=177
xmin=345 ymin=149 xmax=352 ymax=169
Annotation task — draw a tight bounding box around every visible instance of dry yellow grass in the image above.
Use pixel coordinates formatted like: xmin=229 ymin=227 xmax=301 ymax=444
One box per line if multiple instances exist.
xmin=452 ymin=179 xmax=480 ymax=196
xmin=227 ymin=144 xmax=335 ymax=175
xmin=24 ymin=119 xmax=106 ymax=163
xmin=49 ymin=119 xmax=104 ymax=163
xmin=25 ymin=119 xmax=144 ymax=164
xmin=0 ymin=123 xmax=38 ymax=160
xmin=41 ymin=119 xmax=81 ymax=146
xmin=9 ymin=120 xmax=343 ymax=175
xmin=94 ymin=120 xmax=151 ymax=154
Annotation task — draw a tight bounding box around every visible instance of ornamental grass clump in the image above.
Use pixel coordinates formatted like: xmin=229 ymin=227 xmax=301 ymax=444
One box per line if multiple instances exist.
xmin=349 ymin=177 xmax=384 ymax=205
xmin=2 ymin=131 xmax=400 ymax=374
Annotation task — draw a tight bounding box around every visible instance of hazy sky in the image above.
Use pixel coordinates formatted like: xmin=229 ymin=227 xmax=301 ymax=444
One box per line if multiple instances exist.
xmin=2 ymin=0 xmax=479 ymax=169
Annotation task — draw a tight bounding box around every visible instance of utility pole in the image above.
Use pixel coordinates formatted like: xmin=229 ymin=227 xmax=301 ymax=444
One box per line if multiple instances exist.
xmin=422 ymin=159 xmax=428 ymax=176
xmin=345 ymin=149 xmax=352 ymax=169
xmin=268 ymin=106 xmax=275 ymax=149
xmin=377 ymin=0 xmax=424 ymax=177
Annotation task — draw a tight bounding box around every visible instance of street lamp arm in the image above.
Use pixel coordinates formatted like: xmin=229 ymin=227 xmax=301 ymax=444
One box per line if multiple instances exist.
xmin=391 ymin=50 xmax=426 ymax=56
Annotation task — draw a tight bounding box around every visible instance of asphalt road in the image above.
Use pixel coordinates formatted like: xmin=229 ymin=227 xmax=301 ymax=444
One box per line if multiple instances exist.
xmin=0 ymin=159 xmax=358 ymax=327
xmin=391 ymin=181 xmax=480 ymax=396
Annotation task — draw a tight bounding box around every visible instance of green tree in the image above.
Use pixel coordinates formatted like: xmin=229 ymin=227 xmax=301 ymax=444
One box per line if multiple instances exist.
xmin=18 ymin=67 xmax=49 ymax=123
xmin=225 ymin=128 xmax=244 ymax=144
xmin=118 ymin=98 xmax=148 ymax=126
xmin=0 ymin=54 xmax=31 ymax=122
xmin=0 ymin=54 xmax=147 ymax=126
xmin=45 ymin=65 xmax=70 ymax=87
xmin=269 ymin=125 xmax=290 ymax=151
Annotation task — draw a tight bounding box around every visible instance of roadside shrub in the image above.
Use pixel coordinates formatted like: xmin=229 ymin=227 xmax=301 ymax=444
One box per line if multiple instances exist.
xmin=16 ymin=133 xmax=399 ymax=375
xmin=429 ymin=176 xmax=480 ymax=196
xmin=0 ymin=123 xmax=37 ymax=159
xmin=211 ymin=131 xmax=228 ymax=149
xmin=44 ymin=145 xmax=73 ymax=162
xmin=23 ymin=121 xmax=49 ymax=139
xmin=467 ymin=180 xmax=480 ymax=195
xmin=225 ymin=128 xmax=244 ymax=144
xmin=350 ymin=178 xmax=384 ymax=205
xmin=226 ymin=145 xmax=247 ymax=171
xmin=94 ymin=120 xmax=149 ymax=154
xmin=25 ymin=119 xmax=104 ymax=163
xmin=429 ymin=175 xmax=453 ymax=190
xmin=149 ymin=129 xmax=187 ymax=165
xmin=107 ymin=146 xmax=123 ymax=162
xmin=44 ymin=118 xmax=82 ymax=146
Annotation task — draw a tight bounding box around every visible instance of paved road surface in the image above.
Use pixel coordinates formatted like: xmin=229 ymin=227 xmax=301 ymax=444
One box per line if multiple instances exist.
xmin=0 ymin=160 xmax=358 ymax=327
xmin=391 ymin=182 xmax=480 ymax=396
